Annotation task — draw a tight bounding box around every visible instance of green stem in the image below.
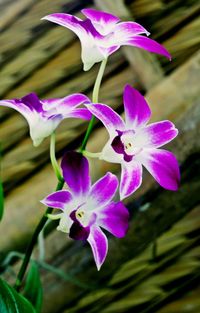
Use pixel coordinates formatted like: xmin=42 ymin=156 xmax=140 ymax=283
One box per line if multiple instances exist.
xmin=82 ymin=150 xmax=101 ymax=159
xmin=50 ymin=132 xmax=62 ymax=182
xmin=14 ymin=178 xmax=64 ymax=291
xmin=80 ymin=58 xmax=107 ymax=152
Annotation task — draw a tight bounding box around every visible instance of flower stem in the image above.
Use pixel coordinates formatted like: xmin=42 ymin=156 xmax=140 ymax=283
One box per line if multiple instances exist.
xmin=50 ymin=132 xmax=63 ymax=182
xmin=82 ymin=150 xmax=101 ymax=158
xmin=80 ymin=58 xmax=107 ymax=152
xmin=14 ymin=178 xmax=64 ymax=291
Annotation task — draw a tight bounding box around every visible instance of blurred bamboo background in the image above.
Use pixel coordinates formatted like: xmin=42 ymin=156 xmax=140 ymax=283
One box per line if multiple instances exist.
xmin=0 ymin=0 xmax=200 ymax=312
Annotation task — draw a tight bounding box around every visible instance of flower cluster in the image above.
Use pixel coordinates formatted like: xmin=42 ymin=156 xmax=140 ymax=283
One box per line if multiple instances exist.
xmin=0 ymin=8 xmax=180 ymax=270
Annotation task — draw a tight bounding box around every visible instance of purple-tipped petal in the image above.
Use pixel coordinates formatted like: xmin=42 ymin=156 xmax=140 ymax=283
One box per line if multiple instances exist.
xmin=88 ymin=172 xmax=118 ymax=208
xmin=82 ymin=8 xmax=119 ymax=36
xmin=120 ymin=162 xmax=143 ymax=200
xmin=82 ymin=8 xmax=120 ymax=25
xmin=41 ymin=190 xmax=72 ymax=210
xmin=42 ymin=13 xmax=84 ymax=37
xmin=42 ymin=93 xmax=90 ymax=111
xmin=42 ymin=13 xmax=105 ymax=71
xmin=61 ymin=152 xmax=91 ymax=197
xmin=0 ymin=99 xmax=31 ymax=117
xmin=66 ymin=108 xmax=92 ymax=120
xmin=123 ymin=85 xmax=151 ymax=129
xmin=21 ymin=93 xmax=43 ymax=113
xmin=113 ymin=21 xmax=150 ymax=38
xmin=126 ymin=35 xmax=171 ymax=60
xmin=87 ymin=226 xmax=108 ymax=270
xmin=141 ymin=149 xmax=180 ymax=190
xmin=98 ymin=202 xmax=129 ymax=238
xmin=140 ymin=121 xmax=178 ymax=148
xmin=86 ymin=103 xmax=125 ymax=136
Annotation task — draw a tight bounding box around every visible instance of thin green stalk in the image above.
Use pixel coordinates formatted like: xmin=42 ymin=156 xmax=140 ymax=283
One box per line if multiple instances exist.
xmin=14 ymin=178 xmax=64 ymax=291
xmin=50 ymin=132 xmax=62 ymax=182
xmin=80 ymin=58 xmax=107 ymax=152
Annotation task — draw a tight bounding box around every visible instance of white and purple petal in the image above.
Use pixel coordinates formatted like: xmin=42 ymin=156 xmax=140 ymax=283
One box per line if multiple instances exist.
xmin=112 ymin=21 xmax=150 ymax=42
xmin=86 ymin=103 xmax=125 ymax=136
xmin=41 ymin=93 xmax=90 ymax=112
xmin=0 ymin=99 xmax=32 ymax=118
xmin=88 ymin=172 xmax=118 ymax=208
xmin=123 ymin=85 xmax=151 ymax=129
xmin=61 ymin=152 xmax=91 ymax=197
xmin=97 ymin=201 xmax=129 ymax=238
xmin=138 ymin=120 xmax=178 ymax=148
xmin=42 ymin=13 xmax=85 ymax=37
xmin=65 ymin=108 xmax=92 ymax=120
xmin=87 ymin=225 xmax=108 ymax=270
xmin=82 ymin=8 xmax=120 ymax=35
xmin=41 ymin=190 xmax=72 ymax=210
xmin=21 ymin=93 xmax=43 ymax=113
xmin=140 ymin=148 xmax=180 ymax=191
xmin=120 ymin=161 xmax=143 ymax=200
xmin=42 ymin=13 xmax=105 ymax=71
xmin=29 ymin=114 xmax=62 ymax=147
xmin=125 ymin=35 xmax=171 ymax=60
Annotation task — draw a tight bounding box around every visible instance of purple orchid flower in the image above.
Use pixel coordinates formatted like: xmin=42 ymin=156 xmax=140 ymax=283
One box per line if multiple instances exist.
xmin=41 ymin=151 xmax=129 ymax=270
xmin=0 ymin=93 xmax=91 ymax=146
xmin=42 ymin=8 xmax=171 ymax=71
xmin=86 ymin=85 xmax=180 ymax=200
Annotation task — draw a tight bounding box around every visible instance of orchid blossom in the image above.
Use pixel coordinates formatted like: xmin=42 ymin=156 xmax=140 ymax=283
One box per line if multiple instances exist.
xmin=42 ymin=8 xmax=171 ymax=71
xmin=0 ymin=93 xmax=91 ymax=146
xmin=86 ymin=85 xmax=180 ymax=200
xmin=41 ymin=151 xmax=129 ymax=270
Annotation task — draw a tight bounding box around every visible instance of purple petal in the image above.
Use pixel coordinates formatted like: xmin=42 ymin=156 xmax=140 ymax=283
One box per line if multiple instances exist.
xmin=97 ymin=202 xmax=129 ymax=238
xmin=87 ymin=226 xmax=108 ymax=270
xmin=123 ymin=85 xmax=151 ymax=129
xmin=82 ymin=8 xmax=120 ymax=27
xmin=86 ymin=103 xmax=125 ymax=136
xmin=61 ymin=152 xmax=91 ymax=197
xmin=41 ymin=190 xmax=72 ymax=210
xmin=120 ymin=162 xmax=143 ymax=200
xmin=126 ymin=35 xmax=171 ymax=60
xmin=42 ymin=13 xmax=102 ymax=39
xmin=140 ymin=121 xmax=178 ymax=148
xmin=21 ymin=93 xmax=43 ymax=113
xmin=141 ymin=149 xmax=180 ymax=190
xmin=88 ymin=172 xmax=118 ymax=207
xmin=0 ymin=99 xmax=31 ymax=117
xmin=42 ymin=93 xmax=90 ymax=111
xmin=42 ymin=13 xmax=84 ymax=36
xmin=114 ymin=21 xmax=150 ymax=38
xmin=66 ymin=108 xmax=92 ymax=120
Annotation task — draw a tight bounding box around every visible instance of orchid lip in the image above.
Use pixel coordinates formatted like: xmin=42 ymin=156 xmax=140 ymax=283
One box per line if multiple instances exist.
xmin=111 ymin=129 xmax=141 ymax=162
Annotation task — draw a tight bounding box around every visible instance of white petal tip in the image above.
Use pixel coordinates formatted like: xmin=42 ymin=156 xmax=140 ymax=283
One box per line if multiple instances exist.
xmin=33 ymin=138 xmax=43 ymax=147
xmin=83 ymin=62 xmax=94 ymax=71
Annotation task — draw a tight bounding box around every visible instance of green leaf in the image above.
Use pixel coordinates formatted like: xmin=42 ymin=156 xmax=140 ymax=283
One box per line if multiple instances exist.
xmin=23 ymin=261 xmax=43 ymax=313
xmin=0 ymin=177 xmax=3 ymax=221
xmin=0 ymin=145 xmax=4 ymax=221
xmin=0 ymin=277 xmax=36 ymax=313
